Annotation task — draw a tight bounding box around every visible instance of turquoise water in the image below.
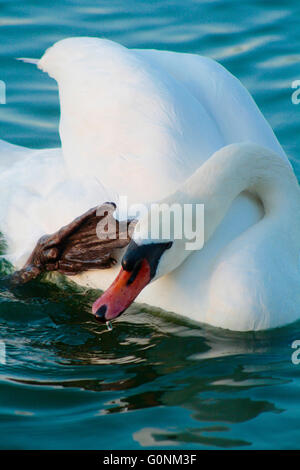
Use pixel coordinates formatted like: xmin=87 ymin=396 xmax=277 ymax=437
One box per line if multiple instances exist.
xmin=1 ymin=0 xmax=300 ymax=450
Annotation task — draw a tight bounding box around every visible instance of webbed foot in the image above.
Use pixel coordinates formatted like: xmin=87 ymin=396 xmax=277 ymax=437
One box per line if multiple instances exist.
xmin=11 ymin=202 xmax=134 ymax=285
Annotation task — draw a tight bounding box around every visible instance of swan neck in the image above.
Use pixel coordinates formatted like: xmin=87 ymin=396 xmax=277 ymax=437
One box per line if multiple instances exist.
xmin=180 ymin=143 xmax=300 ymax=242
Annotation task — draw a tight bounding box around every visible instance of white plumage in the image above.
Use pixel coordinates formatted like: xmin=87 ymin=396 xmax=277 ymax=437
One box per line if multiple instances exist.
xmin=1 ymin=37 xmax=298 ymax=330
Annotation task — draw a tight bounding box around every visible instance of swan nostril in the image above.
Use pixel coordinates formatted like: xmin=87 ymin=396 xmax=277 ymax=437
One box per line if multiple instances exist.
xmin=94 ymin=304 xmax=107 ymax=322
xmin=122 ymin=257 xmax=134 ymax=272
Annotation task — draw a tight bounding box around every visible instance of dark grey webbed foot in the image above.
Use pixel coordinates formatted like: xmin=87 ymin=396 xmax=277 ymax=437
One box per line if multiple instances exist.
xmin=11 ymin=202 xmax=134 ymax=285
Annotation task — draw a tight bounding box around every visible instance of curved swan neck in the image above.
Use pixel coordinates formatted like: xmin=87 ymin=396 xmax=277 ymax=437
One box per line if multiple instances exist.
xmin=179 ymin=143 xmax=300 ymax=243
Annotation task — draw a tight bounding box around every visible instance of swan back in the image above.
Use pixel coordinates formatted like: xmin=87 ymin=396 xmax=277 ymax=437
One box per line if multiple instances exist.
xmin=37 ymin=37 xmax=288 ymax=204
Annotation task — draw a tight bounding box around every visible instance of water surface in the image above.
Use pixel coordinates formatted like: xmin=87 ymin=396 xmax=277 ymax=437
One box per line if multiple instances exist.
xmin=0 ymin=0 xmax=300 ymax=449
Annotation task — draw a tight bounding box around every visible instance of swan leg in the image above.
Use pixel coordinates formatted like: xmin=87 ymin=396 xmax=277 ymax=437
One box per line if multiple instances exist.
xmin=10 ymin=202 xmax=132 ymax=284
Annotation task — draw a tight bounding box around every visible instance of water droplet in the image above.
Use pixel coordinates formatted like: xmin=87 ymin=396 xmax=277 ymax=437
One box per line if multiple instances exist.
xmin=106 ymin=321 xmax=113 ymax=331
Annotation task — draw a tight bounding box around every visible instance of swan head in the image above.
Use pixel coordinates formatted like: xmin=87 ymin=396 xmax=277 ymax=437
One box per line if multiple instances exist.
xmin=92 ymin=202 xmax=200 ymax=322
xmin=91 ymin=239 xmax=173 ymax=322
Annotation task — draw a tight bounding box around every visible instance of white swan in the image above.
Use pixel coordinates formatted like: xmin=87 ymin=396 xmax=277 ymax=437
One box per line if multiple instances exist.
xmin=0 ymin=37 xmax=297 ymax=331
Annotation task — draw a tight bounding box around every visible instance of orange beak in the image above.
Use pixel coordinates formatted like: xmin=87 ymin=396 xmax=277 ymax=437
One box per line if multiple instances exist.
xmin=92 ymin=259 xmax=151 ymax=322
